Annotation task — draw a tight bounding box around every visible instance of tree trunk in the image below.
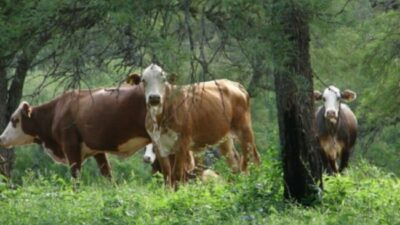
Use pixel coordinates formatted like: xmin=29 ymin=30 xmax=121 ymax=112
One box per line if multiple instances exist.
xmin=0 ymin=54 xmax=37 ymax=178
xmin=7 ymin=51 xmax=33 ymax=115
xmin=271 ymin=2 xmax=323 ymax=204
xmin=0 ymin=32 xmax=50 ymax=178
xmin=0 ymin=60 xmax=15 ymax=178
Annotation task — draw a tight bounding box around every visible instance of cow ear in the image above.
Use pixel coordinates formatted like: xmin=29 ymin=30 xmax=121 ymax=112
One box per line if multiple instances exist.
xmin=126 ymin=73 xmax=142 ymax=85
xmin=341 ymin=89 xmax=356 ymax=102
xmin=21 ymin=102 xmax=32 ymax=118
xmin=167 ymin=73 xmax=178 ymax=84
xmin=314 ymin=90 xmax=322 ymax=101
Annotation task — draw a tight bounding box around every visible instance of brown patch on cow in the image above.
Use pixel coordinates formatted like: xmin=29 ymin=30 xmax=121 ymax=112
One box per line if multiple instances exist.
xmin=21 ymin=103 xmax=32 ymax=118
xmin=314 ymin=90 xmax=322 ymax=101
xmin=11 ymin=118 xmax=19 ymax=128
xmin=126 ymin=73 xmax=142 ymax=85
xmin=340 ymin=89 xmax=357 ymax=102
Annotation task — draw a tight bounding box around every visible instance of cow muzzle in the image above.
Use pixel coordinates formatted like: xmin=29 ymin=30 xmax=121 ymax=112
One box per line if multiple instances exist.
xmin=325 ymin=110 xmax=337 ymax=123
xmin=148 ymin=95 xmax=161 ymax=106
xmin=143 ymin=155 xmax=153 ymax=164
xmin=0 ymin=136 xmax=11 ymax=148
xmin=326 ymin=110 xmax=336 ymax=118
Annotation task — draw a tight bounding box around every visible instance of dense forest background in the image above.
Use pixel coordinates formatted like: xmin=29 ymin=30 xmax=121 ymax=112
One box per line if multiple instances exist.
xmin=0 ymin=0 xmax=399 ymax=224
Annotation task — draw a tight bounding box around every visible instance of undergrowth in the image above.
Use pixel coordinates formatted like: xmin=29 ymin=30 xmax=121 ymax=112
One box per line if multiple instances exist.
xmin=0 ymin=151 xmax=398 ymax=225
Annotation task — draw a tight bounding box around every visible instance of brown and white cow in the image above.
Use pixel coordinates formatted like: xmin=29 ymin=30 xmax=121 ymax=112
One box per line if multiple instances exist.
xmin=132 ymin=64 xmax=260 ymax=185
xmin=0 ymin=85 xmax=151 ymax=178
xmin=143 ymin=143 xmax=195 ymax=176
xmin=314 ymin=85 xmax=358 ymax=174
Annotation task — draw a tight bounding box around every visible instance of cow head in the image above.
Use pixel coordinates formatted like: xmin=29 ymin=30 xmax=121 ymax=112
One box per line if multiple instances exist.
xmin=143 ymin=143 xmax=156 ymax=164
xmin=130 ymin=64 xmax=169 ymax=117
xmin=314 ymin=85 xmax=356 ymax=124
xmin=0 ymin=101 xmax=36 ymax=148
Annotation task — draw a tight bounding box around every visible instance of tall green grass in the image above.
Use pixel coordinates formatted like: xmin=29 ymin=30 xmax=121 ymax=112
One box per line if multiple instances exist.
xmin=1 ymin=152 xmax=399 ymax=225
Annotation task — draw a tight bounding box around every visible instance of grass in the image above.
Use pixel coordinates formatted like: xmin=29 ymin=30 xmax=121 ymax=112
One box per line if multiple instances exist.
xmin=0 ymin=150 xmax=399 ymax=225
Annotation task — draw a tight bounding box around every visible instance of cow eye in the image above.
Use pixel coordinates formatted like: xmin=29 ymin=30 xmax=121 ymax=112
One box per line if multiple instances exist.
xmin=11 ymin=118 xmax=19 ymax=127
xmin=322 ymin=97 xmax=326 ymax=102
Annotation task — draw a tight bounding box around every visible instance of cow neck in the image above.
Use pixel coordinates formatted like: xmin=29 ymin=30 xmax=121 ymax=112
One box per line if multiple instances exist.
xmin=29 ymin=101 xmax=56 ymax=143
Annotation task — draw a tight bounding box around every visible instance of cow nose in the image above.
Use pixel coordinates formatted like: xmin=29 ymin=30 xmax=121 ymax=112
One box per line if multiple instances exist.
xmin=143 ymin=156 xmax=152 ymax=164
xmin=326 ymin=110 xmax=336 ymax=118
xmin=149 ymin=95 xmax=161 ymax=106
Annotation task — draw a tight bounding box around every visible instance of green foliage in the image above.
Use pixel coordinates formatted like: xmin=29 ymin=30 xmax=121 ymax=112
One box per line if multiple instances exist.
xmin=357 ymin=124 xmax=400 ymax=175
xmin=1 ymin=155 xmax=399 ymax=225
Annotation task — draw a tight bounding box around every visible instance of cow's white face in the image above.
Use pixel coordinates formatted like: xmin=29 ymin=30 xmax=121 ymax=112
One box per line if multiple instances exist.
xmin=141 ymin=64 xmax=167 ymax=116
xmin=314 ymin=86 xmax=357 ymax=124
xmin=0 ymin=102 xmax=35 ymax=148
xmin=143 ymin=143 xmax=156 ymax=164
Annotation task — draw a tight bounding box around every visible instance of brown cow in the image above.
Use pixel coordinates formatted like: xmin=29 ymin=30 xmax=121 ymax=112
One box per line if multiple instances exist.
xmin=314 ymin=85 xmax=358 ymax=174
xmin=0 ymin=85 xmax=150 ymax=178
xmin=131 ymin=64 xmax=260 ymax=185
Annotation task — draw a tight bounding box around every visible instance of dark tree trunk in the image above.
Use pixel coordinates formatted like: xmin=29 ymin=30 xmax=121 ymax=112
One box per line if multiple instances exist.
xmin=0 ymin=52 xmax=33 ymax=178
xmin=7 ymin=51 xmax=33 ymax=115
xmin=271 ymin=2 xmax=323 ymax=203
xmin=0 ymin=60 xmax=15 ymax=178
xmin=0 ymin=33 xmax=50 ymax=178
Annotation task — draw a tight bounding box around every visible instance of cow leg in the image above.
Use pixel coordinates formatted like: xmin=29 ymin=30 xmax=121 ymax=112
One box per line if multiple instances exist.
xmin=154 ymin=146 xmax=172 ymax=187
xmin=68 ymin=155 xmax=82 ymax=179
xmin=321 ymin=152 xmax=333 ymax=174
xmin=172 ymin=138 xmax=190 ymax=184
xmin=62 ymin=134 xmax=82 ymax=179
xmin=158 ymin=156 xmax=173 ymax=187
xmin=219 ymin=138 xmax=240 ymax=173
xmin=339 ymin=148 xmax=350 ymax=173
xmin=66 ymin=161 xmax=81 ymax=179
xmin=94 ymin=153 xmax=112 ymax=178
xmin=185 ymin=151 xmax=196 ymax=178
xmin=327 ymin=156 xmax=339 ymax=175
xmin=237 ymin=124 xmax=261 ymax=172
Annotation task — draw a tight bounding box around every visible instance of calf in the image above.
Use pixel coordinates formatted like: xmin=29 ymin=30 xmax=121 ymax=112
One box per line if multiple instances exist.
xmin=132 ymin=64 xmax=260 ymax=185
xmin=143 ymin=143 xmax=195 ymax=177
xmin=0 ymin=85 xmax=150 ymax=178
xmin=314 ymin=85 xmax=358 ymax=174
xmin=143 ymin=143 xmax=222 ymax=182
